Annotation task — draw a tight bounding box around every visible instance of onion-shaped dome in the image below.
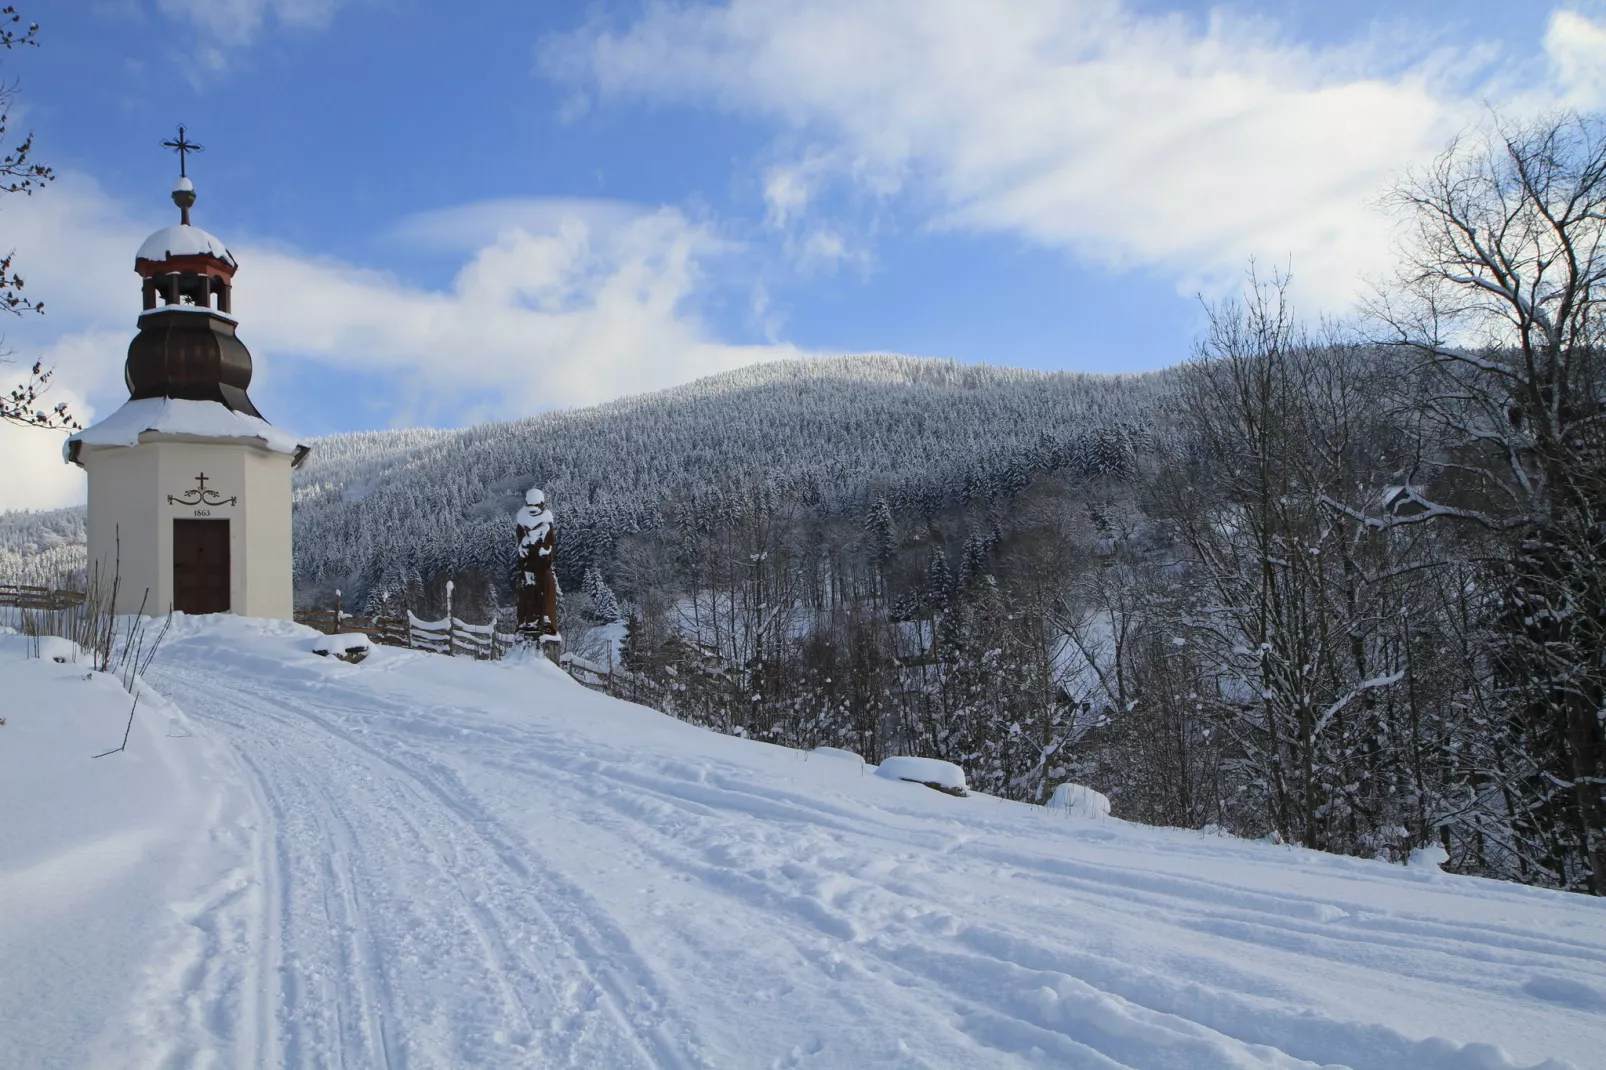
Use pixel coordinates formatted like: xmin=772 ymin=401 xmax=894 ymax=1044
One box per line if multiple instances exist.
xmin=136 ymin=223 xmax=237 ymax=268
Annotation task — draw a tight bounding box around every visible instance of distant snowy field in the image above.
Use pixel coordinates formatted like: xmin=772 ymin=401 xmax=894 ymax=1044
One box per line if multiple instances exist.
xmin=3 ymin=617 xmax=1604 ymax=1069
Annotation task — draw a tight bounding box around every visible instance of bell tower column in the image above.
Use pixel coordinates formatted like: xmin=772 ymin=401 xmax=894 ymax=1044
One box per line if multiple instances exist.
xmin=64 ymin=128 xmax=309 ymax=619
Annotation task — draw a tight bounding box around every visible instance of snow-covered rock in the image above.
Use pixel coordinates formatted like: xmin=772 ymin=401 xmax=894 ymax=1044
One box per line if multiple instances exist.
xmin=311 ymin=632 xmax=372 ymax=663
xmin=1046 ymin=782 xmax=1111 ymax=819
xmin=876 ymin=755 xmax=967 ymax=795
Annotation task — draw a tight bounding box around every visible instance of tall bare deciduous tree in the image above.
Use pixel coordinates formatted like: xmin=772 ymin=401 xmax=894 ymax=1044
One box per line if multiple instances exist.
xmin=1166 ymin=275 xmax=1416 ymax=853
xmin=1374 ymin=112 xmax=1606 ymax=892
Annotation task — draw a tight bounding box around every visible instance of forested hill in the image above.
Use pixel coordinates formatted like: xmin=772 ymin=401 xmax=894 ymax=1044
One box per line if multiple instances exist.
xmin=290 ymin=353 xmax=1181 ymax=606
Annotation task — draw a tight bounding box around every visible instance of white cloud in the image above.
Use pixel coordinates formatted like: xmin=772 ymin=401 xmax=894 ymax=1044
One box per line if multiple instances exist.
xmin=0 ymin=176 xmax=799 ymax=509
xmin=0 ymin=366 xmax=91 ymax=511
xmin=546 ymin=0 xmax=1596 ymax=308
xmin=236 ymin=207 xmax=789 ymax=419
xmin=0 ymin=419 xmax=86 ymax=511
xmin=0 ymin=330 xmax=112 ymax=511
xmin=763 ymin=163 xmax=814 ymax=230
xmin=1548 ymin=8 xmax=1606 ymax=107
xmin=758 ymin=149 xmax=876 ymax=274
xmin=156 ymin=0 xmax=344 ymax=50
xmin=387 ymin=198 xmax=646 ymax=254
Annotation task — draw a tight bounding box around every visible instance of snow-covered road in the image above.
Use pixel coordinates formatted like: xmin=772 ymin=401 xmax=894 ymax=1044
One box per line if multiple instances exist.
xmin=7 ymin=616 xmax=1606 ymax=1069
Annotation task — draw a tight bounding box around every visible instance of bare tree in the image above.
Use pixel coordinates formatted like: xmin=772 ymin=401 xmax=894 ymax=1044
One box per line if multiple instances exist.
xmin=1371 ymin=112 xmax=1606 ymax=892
xmin=1169 ymin=273 xmax=1416 ymax=852
xmin=0 ymin=6 xmax=71 ymax=431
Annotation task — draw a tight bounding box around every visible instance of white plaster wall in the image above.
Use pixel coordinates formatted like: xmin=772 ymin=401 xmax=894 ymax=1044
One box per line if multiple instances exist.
xmin=81 ymin=433 xmax=296 ymax=619
xmin=83 ymin=441 xmax=163 ymax=614
xmin=241 ymin=446 xmax=294 ymax=619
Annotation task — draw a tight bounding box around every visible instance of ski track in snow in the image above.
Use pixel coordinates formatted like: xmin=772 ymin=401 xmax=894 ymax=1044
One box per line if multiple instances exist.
xmin=172 ymin=672 xmax=698 ymax=1070
xmin=122 ymin=620 xmax=1606 ymax=1069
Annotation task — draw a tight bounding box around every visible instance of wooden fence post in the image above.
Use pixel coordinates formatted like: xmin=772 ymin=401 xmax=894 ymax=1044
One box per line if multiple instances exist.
xmin=445 ymin=580 xmax=455 ymax=658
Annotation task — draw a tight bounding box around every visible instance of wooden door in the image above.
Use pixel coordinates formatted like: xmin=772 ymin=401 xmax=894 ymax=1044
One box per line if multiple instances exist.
xmin=173 ymin=518 xmax=230 ymax=614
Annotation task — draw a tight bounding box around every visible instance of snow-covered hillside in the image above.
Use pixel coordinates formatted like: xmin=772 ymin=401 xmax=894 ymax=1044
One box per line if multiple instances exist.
xmin=4 ymin=618 xmax=1603 ymax=1069
xmin=0 ymin=504 xmax=86 ymax=585
xmin=290 ymin=353 xmax=1179 ymax=604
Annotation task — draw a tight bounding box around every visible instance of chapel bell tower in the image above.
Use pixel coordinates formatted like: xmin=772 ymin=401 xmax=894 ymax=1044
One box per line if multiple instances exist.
xmin=65 ymin=129 xmax=308 ymax=618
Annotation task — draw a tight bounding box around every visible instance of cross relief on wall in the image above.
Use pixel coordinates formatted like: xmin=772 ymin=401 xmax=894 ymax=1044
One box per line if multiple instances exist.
xmin=167 ymin=472 xmax=238 ymax=507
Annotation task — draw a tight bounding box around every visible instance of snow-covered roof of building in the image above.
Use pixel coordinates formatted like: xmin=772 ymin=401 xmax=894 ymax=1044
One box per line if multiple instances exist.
xmin=65 ymin=397 xmax=303 ymax=461
xmin=136 ymin=223 xmax=236 ymax=267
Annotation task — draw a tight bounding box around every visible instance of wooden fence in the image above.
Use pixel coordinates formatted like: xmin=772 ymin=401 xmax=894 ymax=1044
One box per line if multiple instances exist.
xmin=4 ymin=579 xmax=527 ymax=666
xmin=293 ymin=606 xmax=520 ymax=661
xmin=0 ymin=583 xmax=87 ymax=611
xmin=559 ymin=650 xmax=615 ymax=690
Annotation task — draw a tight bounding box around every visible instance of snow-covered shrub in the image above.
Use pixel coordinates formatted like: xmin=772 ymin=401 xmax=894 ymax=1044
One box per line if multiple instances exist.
xmin=1046 ymin=782 xmax=1111 ymax=819
xmin=1407 ymin=844 xmax=1449 ymax=873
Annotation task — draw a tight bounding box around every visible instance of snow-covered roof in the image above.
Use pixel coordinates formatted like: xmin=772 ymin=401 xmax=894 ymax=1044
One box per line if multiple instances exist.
xmin=172 ymin=176 xmax=194 ymax=193
xmin=136 ymin=224 xmax=236 ymax=267
xmin=65 ymin=397 xmax=303 ymax=462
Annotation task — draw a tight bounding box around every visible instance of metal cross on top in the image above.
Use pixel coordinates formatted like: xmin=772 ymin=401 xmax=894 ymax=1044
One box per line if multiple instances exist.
xmin=163 ymin=125 xmax=204 ymax=177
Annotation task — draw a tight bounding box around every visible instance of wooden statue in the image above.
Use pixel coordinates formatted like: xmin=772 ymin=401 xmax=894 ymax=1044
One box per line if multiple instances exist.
xmin=514 ymin=487 xmax=561 ymax=658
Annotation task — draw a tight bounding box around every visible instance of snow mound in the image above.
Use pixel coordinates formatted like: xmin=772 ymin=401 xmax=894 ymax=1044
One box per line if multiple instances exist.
xmin=136 ymin=223 xmax=236 ymax=266
xmin=1523 ymin=973 xmax=1606 ymax=1010
xmin=31 ymin=635 xmax=82 ymax=664
xmin=67 ymin=397 xmax=303 ymax=459
xmin=876 ymin=755 xmax=967 ymax=795
xmin=1047 ymin=782 xmax=1111 ymax=819
xmin=1409 ymin=844 xmax=1450 ymax=872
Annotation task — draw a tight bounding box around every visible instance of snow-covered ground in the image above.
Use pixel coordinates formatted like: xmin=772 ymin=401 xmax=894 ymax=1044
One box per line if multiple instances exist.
xmin=4 ymin=616 xmax=1605 ymax=1069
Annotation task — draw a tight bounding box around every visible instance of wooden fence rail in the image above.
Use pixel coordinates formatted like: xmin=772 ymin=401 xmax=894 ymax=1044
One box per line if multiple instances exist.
xmin=3 ymin=579 xmax=527 ymax=665
xmin=294 ymin=607 xmax=520 ymax=661
xmin=0 ymin=583 xmax=87 ymax=611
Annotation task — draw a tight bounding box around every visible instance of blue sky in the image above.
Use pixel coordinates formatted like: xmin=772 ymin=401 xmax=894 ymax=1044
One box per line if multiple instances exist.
xmin=2 ymin=0 xmax=1602 ymax=507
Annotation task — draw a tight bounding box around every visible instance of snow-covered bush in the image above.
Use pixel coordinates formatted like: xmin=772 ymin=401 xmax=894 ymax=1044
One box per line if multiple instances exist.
xmin=1407 ymin=844 xmax=1449 ymax=873
xmin=1046 ymin=782 xmax=1111 ymax=819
